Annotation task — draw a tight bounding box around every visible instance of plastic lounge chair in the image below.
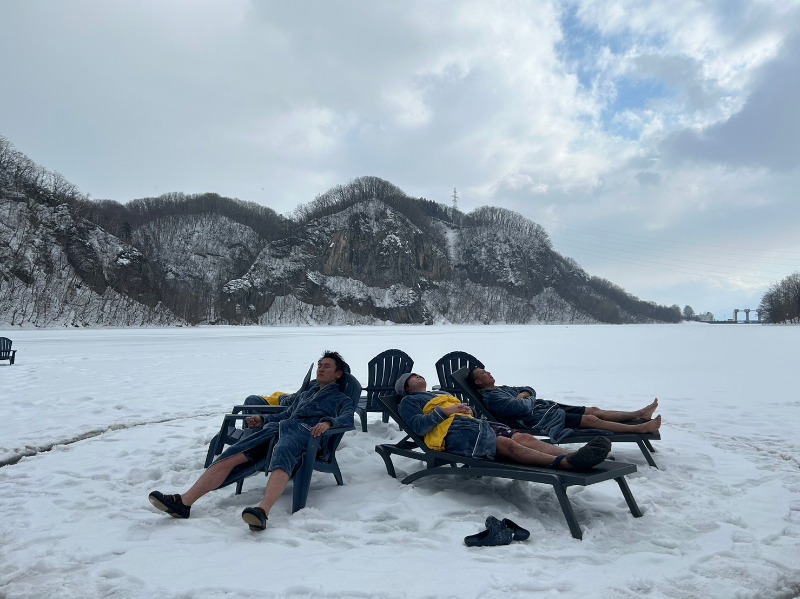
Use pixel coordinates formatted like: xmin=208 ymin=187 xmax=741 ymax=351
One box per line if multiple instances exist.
xmin=215 ymin=372 xmax=362 ymax=513
xmin=433 ymin=351 xmax=484 ymax=403
xmin=355 ymin=349 xmax=414 ymax=432
xmin=204 ymin=363 xmax=315 ymax=467
xmin=0 ymin=337 xmax=16 ymax=365
xmin=448 ymin=366 xmax=661 ymax=469
xmin=374 ymin=394 xmax=642 ymax=540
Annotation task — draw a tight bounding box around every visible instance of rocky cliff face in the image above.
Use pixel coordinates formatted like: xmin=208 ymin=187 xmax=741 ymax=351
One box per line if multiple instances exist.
xmin=0 ymin=193 xmax=177 ymax=327
xmin=0 ymin=152 xmax=679 ymax=327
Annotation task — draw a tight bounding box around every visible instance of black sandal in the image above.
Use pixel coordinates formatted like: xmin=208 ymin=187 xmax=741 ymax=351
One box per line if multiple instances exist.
xmin=241 ymin=507 xmax=268 ymax=531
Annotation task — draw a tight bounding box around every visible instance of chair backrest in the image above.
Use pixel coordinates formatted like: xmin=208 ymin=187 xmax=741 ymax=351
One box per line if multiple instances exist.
xmin=0 ymin=337 xmax=11 ymax=353
xmin=377 ymin=394 xmax=431 ymax=451
xmin=363 ymin=349 xmax=414 ymax=410
xmin=449 ymin=366 xmax=498 ymax=421
xmin=339 ymin=372 xmax=363 ymax=411
xmin=434 ymin=351 xmax=484 ymax=403
xmin=297 ymin=363 xmax=314 ymax=393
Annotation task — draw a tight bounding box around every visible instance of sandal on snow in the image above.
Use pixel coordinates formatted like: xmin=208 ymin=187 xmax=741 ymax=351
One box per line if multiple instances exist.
xmin=148 ymin=491 xmax=190 ymax=519
xmin=499 ymin=518 xmax=530 ymax=541
xmin=241 ymin=507 xmax=268 ymax=531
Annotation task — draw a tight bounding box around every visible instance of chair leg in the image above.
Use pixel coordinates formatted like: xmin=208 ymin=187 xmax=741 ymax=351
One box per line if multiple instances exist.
xmin=636 ymin=439 xmax=659 ymax=468
xmin=204 ymin=433 xmax=220 ymax=468
xmin=355 ymin=407 xmax=368 ymax=433
xmin=615 ymin=476 xmax=643 ymax=518
xmin=330 ymin=459 xmax=344 ymax=486
xmin=552 ymin=482 xmax=583 ymax=540
xmin=292 ymin=456 xmax=315 ymax=513
xmin=374 ymin=446 xmax=397 ymax=478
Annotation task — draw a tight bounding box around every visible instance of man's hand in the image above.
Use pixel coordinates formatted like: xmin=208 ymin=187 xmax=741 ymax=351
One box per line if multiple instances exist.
xmin=443 ymin=404 xmax=473 ymax=416
xmin=516 ymin=391 xmax=532 ymax=400
xmin=310 ymin=421 xmax=332 ymax=437
xmin=245 ymin=415 xmax=264 ymax=429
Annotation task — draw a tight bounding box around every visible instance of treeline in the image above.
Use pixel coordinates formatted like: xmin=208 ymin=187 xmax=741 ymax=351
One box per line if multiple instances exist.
xmin=0 ymin=135 xmax=87 ymax=207
xmin=0 ymin=136 xmax=290 ymax=243
xmin=77 ymin=192 xmax=292 ymax=242
xmin=759 ymin=272 xmax=800 ymax=323
xmin=294 ymin=175 xmax=455 ymax=242
xmin=578 ymin=276 xmax=682 ymax=323
xmin=461 ymin=205 xmax=552 ymax=250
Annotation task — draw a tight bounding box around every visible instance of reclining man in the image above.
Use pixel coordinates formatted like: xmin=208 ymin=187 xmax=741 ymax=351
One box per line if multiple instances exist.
xmin=148 ymin=350 xmax=354 ymax=532
xmin=467 ymin=367 xmax=661 ymax=443
xmin=395 ymin=373 xmax=612 ymax=470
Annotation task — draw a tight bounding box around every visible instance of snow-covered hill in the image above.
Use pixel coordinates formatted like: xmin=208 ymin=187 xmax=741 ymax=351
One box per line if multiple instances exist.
xmin=0 ymin=139 xmax=680 ymax=327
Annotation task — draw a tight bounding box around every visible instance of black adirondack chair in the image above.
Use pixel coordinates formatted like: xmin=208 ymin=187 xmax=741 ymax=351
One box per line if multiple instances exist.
xmin=433 ymin=351 xmax=484 ymax=403
xmin=355 ymin=349 xmax=414 ymax=432
xmin=216 ymin=372 xmax=362 ymax=514
xmin=204 ymin=363 xmax=314 ymax=467
xmin=0 ymin=337 xmax=16 ymax=365
xmin=375 ymin=394 xmax=642 ymax=540
xmin=449 ymin=366 xmax=661 ymax=468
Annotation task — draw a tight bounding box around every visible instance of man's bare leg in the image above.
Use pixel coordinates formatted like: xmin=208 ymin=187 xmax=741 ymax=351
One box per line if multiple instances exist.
xmin=256 ymin=468 xmax=291 ymax=517
xmin=580 ymin=413 xmax=661 ymax=434
xmin=496 ymin=436 xmax=609 ymax=470
xmin=509 ymin=432 xmax=568 ymax=458
xmin=496 ymin=437 xmax=562 ymax=467
xmin=180 ymin=452 xmax=249 ymax=506
xmin=586 ymin=398 xmax=658 ymax=422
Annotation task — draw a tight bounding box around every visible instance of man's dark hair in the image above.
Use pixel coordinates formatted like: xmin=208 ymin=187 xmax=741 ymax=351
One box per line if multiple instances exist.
xmin=466 ymin=367 xmax=480 ymax=390
xmin=320 ymin=350 xmax=350 ymax=375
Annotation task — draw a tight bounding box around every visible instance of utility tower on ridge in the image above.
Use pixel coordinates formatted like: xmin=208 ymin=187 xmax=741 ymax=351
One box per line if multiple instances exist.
xmin=452 ymin=187 xmax=458 ymax=212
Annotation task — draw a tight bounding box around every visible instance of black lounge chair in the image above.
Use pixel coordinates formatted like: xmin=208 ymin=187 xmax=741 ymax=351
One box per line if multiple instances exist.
xmin=209 ymin=371 xmax=361 ymax=513
xmin=355 ymin=349 xmax=414 ymax=432
xmin=0 ymin=337 xmax=16 ymax=365
xmin=449 ymin=366 xmax=661 ymax=468
xmin=375 ymin=394 xmax=642 ymax=540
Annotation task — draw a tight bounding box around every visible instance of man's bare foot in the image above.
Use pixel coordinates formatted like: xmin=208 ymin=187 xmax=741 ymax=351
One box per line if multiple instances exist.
xmin=639 ymin=398 xmax=659 ymax=420
xmin=638 ymin=414 xmax=661 ymax=433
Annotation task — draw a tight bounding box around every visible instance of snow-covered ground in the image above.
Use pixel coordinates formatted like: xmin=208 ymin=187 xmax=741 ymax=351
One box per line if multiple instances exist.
xmin=1 ymin=324 xmax=798 ymax=599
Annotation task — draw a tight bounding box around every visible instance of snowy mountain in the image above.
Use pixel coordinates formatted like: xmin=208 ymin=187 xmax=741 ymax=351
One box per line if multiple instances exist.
xmin=0 ymin=138 xmax=680 ymax=327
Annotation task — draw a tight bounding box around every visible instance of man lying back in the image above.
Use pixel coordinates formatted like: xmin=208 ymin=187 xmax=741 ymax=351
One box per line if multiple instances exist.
xmin=467 ymin=367 xmax=660 ymax=443
xmin=395 ymin=373 xmax=611 ymax=470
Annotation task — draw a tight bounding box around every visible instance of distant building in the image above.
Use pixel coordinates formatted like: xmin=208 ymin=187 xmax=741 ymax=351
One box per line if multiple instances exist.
xmin=696 ymin=312 xmax=715 ymax=322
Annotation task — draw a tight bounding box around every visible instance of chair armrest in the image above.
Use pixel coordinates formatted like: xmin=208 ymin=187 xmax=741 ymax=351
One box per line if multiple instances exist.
xmin=319 ymin=425 xmax=355 ymax=436
xmin=231 ymin=404 xmax=287 ymax=414
xmin=301 ymin=425 xmax=354 ymax=458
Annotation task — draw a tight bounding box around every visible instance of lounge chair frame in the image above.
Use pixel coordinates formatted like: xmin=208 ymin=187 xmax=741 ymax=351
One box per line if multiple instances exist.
xmin=375 ymin=394 xmax=642 ymax=540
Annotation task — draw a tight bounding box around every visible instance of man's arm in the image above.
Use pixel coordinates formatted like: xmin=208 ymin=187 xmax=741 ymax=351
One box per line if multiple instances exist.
xmin=245 ymin=390 xmax=303 ymax=429
xmin=398 ymin=394 xmax=448 ymax=437
xmin=483 ymin=387 xmax=537 ymax=418
xmin=319 ymin=391 xmax=355 ymax=430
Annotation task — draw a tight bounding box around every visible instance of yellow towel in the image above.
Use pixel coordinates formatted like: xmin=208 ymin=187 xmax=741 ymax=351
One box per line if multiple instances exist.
xmin=259 ymin=391 xmax=289 ymax=406
xmin=422 ymin=395 xmax=473 ymax=451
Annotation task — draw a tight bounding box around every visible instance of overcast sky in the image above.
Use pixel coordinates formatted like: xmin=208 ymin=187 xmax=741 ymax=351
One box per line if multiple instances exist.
xmin=2 ymin=0 xmax=798 ymax=320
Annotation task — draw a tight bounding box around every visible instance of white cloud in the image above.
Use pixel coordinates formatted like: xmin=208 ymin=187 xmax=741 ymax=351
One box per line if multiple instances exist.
xmin=1 ymin=0 xmax=798 ymax=314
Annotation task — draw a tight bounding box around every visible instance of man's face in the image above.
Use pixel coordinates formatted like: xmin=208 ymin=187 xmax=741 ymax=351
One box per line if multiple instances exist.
xmin=471 ymin=368 xmax=495 ymax=388
xmin=316 ymin=357 xmax=342 ymax=386
xmin=405 ymin=373 xmax=427 ymax=394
